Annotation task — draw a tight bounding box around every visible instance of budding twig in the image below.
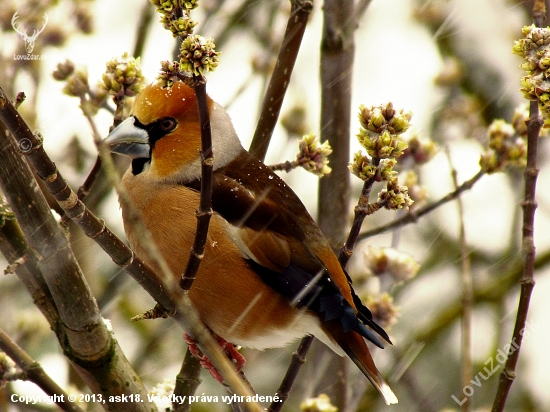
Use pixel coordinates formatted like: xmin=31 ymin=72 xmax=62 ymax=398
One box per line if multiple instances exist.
xmin=491 ymin=71 xmax=542 ymax=412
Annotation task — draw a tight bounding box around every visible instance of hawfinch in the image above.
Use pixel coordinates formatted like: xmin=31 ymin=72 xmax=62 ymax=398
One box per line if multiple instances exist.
xmin=105 ymin=81 xmax=398 ymax=405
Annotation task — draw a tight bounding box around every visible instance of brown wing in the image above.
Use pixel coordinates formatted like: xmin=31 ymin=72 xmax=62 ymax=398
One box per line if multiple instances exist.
xmin=182 ymin=150 xmax=389 ymax=347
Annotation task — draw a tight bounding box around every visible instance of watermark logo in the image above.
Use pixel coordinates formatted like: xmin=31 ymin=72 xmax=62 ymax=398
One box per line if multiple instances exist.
xmin=451 ymin=320 xmax=539 ymax=406
xmin=19 ymin=138 xmax=33 ymax=153
xmin=12 ymin=11 xmax=48 ymax=60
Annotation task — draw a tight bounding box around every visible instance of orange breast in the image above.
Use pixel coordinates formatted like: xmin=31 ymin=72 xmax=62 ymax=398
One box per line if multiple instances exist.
xmin=121 ymin=171 xmax=317 ymax=349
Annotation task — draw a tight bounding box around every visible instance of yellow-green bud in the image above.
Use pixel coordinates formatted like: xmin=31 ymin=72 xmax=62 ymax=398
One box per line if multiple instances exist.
xmin=487 ymin=119 xmax=514 ymax=150
xmin=379 ymin=158 xmax=397 ymax=181
xmin=156 ymin=60 xmax=181 ymax=88
xmin=349 ymin=151 xmax=376 ymax=181
xmin=63 ymin=68 xmax=89 ymax=97
xmin=101 ymin=52 xmax=145 ymax=99
xmin=52 ymin=60 xmax=75 ymax=81
xmin=479 ymin=151 xmax=500 ymax=173
xmin=363 ymin=245 xmax=420 ymax=285
xmin=356 ymin=103 xmax=412 ymax=160
xmin=179 ymin=35 xmax=220 ymax=76
xmin=379 ymin=179 xmax=413 ymax=210
xmin=296 ymin=133 xmax=333 ymax=177
xmin=301 ymin=394 xmax=337 ymax=412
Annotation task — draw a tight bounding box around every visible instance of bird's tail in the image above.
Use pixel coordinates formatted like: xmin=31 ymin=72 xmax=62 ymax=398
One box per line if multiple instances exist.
xmin=337 ymin=330 xmax=398 ymax=405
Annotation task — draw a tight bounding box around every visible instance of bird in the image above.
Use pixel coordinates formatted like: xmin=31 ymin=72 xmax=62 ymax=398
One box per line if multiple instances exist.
xmin=104 ymin=81 xmax=398 ymax=405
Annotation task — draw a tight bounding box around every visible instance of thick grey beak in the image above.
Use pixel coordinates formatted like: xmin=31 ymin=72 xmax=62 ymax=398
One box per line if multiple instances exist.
xmin=104 ymin=116 xmax=150 ymax=159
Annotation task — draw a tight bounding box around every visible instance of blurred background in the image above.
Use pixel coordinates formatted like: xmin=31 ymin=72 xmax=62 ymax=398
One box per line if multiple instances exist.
xmin=1 ymin=0 xmax=549 ymax=411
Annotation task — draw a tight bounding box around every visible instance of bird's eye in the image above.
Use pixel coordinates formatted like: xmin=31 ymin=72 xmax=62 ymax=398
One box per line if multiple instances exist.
xmin=158 ymin=117 xmax=177 ymax=132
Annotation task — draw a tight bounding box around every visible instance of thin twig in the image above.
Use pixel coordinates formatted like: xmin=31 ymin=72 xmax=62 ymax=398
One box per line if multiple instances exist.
xmin=358 ymin=169 xmax=485 ymax=240
xmin=268 ymin=159 xmax=299 ymax=173
xmin=249 ymin=0 xmax=313 ymax=160
xmin=172 ymin=77 xmax=217 ymax=407
xmin=179 ymin=78 xmax=213 ymax=290
xmin=355 ymin=0 xmax=373 ymax=16
xmin=491 ymin=8 xmax=544 ymax=405
xmin=133 ymin=1 xmax=155 ymax=58
xmin=0 ymin=327 xmax=84 ymax=412
xmin=173 ymin=349 xmax=202 ymax=412
xmin=268 ymin=335 xmax=314 ymax=412
xmin=446 ymin=148 xmax=472 ymax=412
xmin=268 ymin=158 xmax=313 ymax=173
xmin=60 ymin=154 xmax=104 ymax=227
xmin=399 ymin=369 xmax=437 ymax=412
xmin=338 ymin=164 xmax=380 ymax=267
xmin=76 ymin=156 xmax=102 ymax=200
xmin=404 ymin=248 xmax=550 ymax=349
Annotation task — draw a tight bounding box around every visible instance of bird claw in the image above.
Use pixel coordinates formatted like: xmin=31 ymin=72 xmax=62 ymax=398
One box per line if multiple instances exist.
xmin=184 ymin=333 xmax=246 ymax=383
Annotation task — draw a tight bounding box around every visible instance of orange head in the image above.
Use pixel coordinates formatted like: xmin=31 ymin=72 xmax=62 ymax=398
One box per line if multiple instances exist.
xmin=105 ymin=81 xmax=244 ymax=183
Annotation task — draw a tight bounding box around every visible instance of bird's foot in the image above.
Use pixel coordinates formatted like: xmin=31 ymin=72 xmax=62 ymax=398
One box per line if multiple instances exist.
xmin=184 ymin=333 xmax=246 ymax=383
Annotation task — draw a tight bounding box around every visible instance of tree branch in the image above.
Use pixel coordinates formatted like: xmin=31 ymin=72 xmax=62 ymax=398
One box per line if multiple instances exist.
xmin=404 ymin=249 xmax=550 ymax=350
xmin=173 ymin=349 xmax=202 ymax=412
xmin=317 ymin=0 xmax=355 ymax=248
xmin=179 ymin=78 xmax=213 ymax=291
xmin=249 ymin=0 xmax=313 ymax=160
xmin=315 ymin=1 xmax=356 ymax=408
xmin=0 ymin=327 xmax=84 ymax=412
xmin=0 ymin=201 xmax=59 ymax=327
xmin=491 ymin=61 xmax=543 ymax=412
xmin=133 ymin=1 xmax=155 ymax=58
xmin=268 ymin=334 xmax=314 ymax=412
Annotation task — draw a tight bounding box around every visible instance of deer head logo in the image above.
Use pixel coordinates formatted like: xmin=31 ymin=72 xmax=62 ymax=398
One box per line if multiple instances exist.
xmin=12 ymin=12 xmax=49 ymax=54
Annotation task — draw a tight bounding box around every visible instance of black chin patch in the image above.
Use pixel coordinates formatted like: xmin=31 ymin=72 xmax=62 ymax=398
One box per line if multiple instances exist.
xmin=131 ymin=158 xmax=149 ymax=175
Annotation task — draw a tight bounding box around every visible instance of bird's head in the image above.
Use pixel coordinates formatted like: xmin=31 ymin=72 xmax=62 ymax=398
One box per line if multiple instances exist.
xmin=105 ymin=81 xmax=243 ymax=182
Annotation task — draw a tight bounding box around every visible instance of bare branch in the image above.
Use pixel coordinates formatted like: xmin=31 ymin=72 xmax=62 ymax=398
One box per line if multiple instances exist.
xmin=273 ymin=1 xmax=358 ymax=408
xmin=133 ymin=2 xmax=155 ymax=58
xmin=268 ymin=335 xmax=314 ymax=412
xmin=249 ymin=0 xmax=313 ymax=160
xmin=446 ymin=149 xmax=473 ymax=412
xmin=179 ymin=78 xmax=213 ymax=290
xmin=0 ymin=327 xmax=84 ymax=412
xmin=491 ymin=5 xmax=545 ymax=410
xmin=491 ymin=74 xmax=543 ymax=412
xmin=0 ymin=200 xmax=58 ymax=326
xmin=173 ymin=349 xmax=202 ymax=412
